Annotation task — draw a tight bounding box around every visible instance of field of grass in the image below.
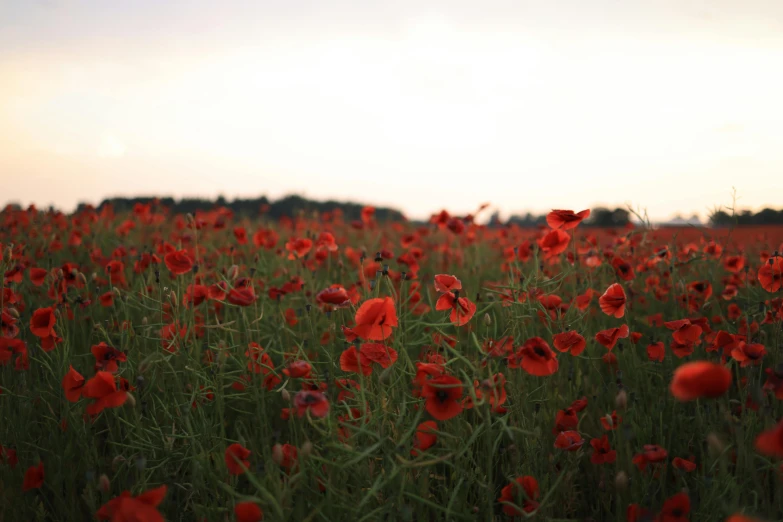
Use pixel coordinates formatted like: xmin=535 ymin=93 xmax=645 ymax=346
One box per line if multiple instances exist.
xmin=1 ymin=203 xmax=782 ymax=521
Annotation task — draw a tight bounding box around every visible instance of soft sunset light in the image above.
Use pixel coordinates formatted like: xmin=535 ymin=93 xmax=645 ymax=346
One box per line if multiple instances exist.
xmin=1 ymin=1 xmax=782 ymax=219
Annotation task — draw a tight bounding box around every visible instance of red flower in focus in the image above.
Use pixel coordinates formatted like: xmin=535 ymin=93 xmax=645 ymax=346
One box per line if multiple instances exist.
xmin=758 ymin=258 xmax=783 ymax=292
xmin=755 ymin=419 xmax=783 ymax=457
xmin=537 ymin=229 xmax=570 ymax=258
xmin=353 ymin=297 xmax=398 ymax=341
xmin=435 ymin=291 xmax=477 ymax=326
xmin=553 ymin=331 xmax=586 ymax=356
xmin=433 ymin=274 xmax=462 ymax=293
xmin=225 ymin=443 xmax=251 ymax=475
xmin=316 ymin=285 xmax=352 ymax=310
xmin=647 ymin=342 xmax=665 ymax=362
xmin=235 ymin=502 xmax=264 ymax=522
xmin=421 ymin=375 xmax=464 ymax=420
xmin=498 ymin=476 xmax=539 ymax=516
xmin=283 ymin=360 xmax=312 ymax=379
xmin=82 ymin=372 xmax=128 ymax=415
xmin=22 ymin=461 xmax=44 ymax=491
xmin=62 ymin=365 xmax=85 ymax=402
xmin=594 ymin=325 xmax=629 ymax=350
xmin=96 ymin=485 xmax=167 ymax=522
xmin=554 ymin=430 xmax=584 ymax=451
xmin=600 ymin=410 xmax=622 ymax=431
xmin=227 ymin=287 xmax=256 ymax=306
xmin=411 ymin=420 xmax=438 ymax=456
xmin=164 ymin=249 xmax=193 ymax=276
xmin=664 ymin=319 xmax=703 ymax=344
xmin=546 ymin=209 xmax=590 ymax=230
xmin=731 ymin=342 xmax=767 ymax=367
xmin=670 ymin=361 xmax=731 ymax=401
xmin=599 ymin=283 xmax=626 ymax=318
xmin=294 ymin=390 xmax=330 ymax=418
xmin=514 ymin=337 xmax=559 ymax=376
xmin=30 ymin=307 xmax=56 ymax=338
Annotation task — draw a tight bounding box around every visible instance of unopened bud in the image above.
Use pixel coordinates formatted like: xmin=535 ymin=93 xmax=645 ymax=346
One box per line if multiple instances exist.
xmin=379 ymin=365 xmax=394 ymax=384
xmin=169 ymin=292 xmax=178 ymax=308
xmin=281 ymin=389 xmax=291 ymax=402
xmin=707 ymin=433 xmax=725 ymax=457
xmin=483 ymin=313 xmax=492 ymax=326
xmin=111 ymin=455 xmax=126 ymax=472
xmin=6 ymin=307 xmax=19 ymax=319
xmin=98 ymin=474 xmax=111 ymax=493
xmin=272 ymin=443 xmax=284 ymax=466
xmin=615 ymin=389 xmax=628 ymax=410
xmin=186 ymin=213 xmax=195 ymax=224
xmin=77 ymin=272 xmax=88 ymax=285
xmin=228 ymin=265 xmax=239 ymax=281
xmin=615 ymin=471 xmax=628 ymax=491
xmin=301 ymin=440 xmax=313 ymax=458
xmin=125 ymin=393 xmax=136 ymax=408
xmin=113 ymin=286 xmax=121 ymax=297
xmin=142 ymin=316 xmax=148 ymax=326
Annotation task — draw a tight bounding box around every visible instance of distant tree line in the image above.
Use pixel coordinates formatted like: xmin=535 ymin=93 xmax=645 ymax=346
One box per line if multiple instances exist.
xmin=710 ymin=208 xmax=783 ymax=226
xmin=75 ymin=195 xmax=407 ymax=222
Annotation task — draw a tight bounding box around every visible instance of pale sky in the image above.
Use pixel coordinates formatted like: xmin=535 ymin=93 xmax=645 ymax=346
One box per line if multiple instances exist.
xmin=1 ymin=0 xmax=782 ymax=220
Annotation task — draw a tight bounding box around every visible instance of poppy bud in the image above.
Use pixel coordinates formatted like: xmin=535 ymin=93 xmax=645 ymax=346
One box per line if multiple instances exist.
xmin=111 ymin=455 xmax=126 ymax=471
xmin=55 ymin=268 xmax=64 ymax=279
xmin=113 ymin=286 xmax=121 ymax=298
xmin=281 ymin=389 xmax=291 ymax=402
xmin=614 ymin=471 xmax=628 ymax=491
xmin=379 ymin=365 xmax=394 ymax=384
xmin=186 ymin=213 xmax=195 ymax=224
xmin=615 ymin=389 xmax=628 ymax=410
xmin=142 ymin=316 xmax=148 ymax=325
xmin=77 ymin=272 xmax=88 ymax=285
xmin=272 ymin=443 xmax=284 ymax=466
xmin=6 ymin=307 xmax=19 ymax=319
xmin=169 ymin=291 xmax=177 ymax=308
xmin=301 ymin=440 xmax=313 ymax=459
xmin=98 ymin=474 xmax=111 ymax=493
xmin=226 ymin=264 xmax=239 ymax=281
xmin=483 ymin=313 xmax=491 ymax=326
xmin=707 ymin=433 xmax=725 ymax=457
xmin=125 ymin=393 xmax=136 ymax=408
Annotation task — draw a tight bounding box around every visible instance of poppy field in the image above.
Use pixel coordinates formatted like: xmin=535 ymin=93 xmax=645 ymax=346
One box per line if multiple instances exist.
xmin=1 ymin=203 xmax=783 ymax=522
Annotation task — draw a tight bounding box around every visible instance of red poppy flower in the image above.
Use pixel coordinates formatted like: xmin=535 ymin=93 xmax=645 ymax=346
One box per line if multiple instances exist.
xmin=755 ymin=419 xmax=783 ymax=457
xmin=627 ymin=504 xmax=650 ymax=522
xmin=294 ymin=390 xmax=330 ymax=418
xmin=632 ymin=444 xmax=668 ymax=471
xmin=600 ymin=410 xmax=622 ymax=430
xmin=647 ymin=342 xmax=665 ymax=362
xmin=594 ymin=324 xmax=629 ymax=351
xmin=758 ymin=258 xmax=783 ymax=293
xmin=285 ymin=237 xmax=313 ymax=259
xmin=725 ymin=515 xmax=764 ymax=522
xmin=353 ymin=297 xmax=398 ymax=340
xmin=225 ymin=443 xmax=251 ymax=475
xmin=30 ymin=307 xmax=56 ymax=338
xmin=498 ymin=476 xmax=539 ymax=516
xmin=433 ymin=274 xmax=462 ymax=293
xmin=316 ymin=285 xmax=351 ymax=310
xmin=537 ymin=229 xmax=570 ymax=258
xmin=590 ymin=435 xmax=616 ymax=464
xmin=272 ymin=443 xmax=298 ymax=471
xmin=435 ymin=291 xmax=477 ymax=326
xmin=421 ymin=375 xmax=464 ymax=420
xmin=599 ymin=283 xmax=626 ymax=318
xmin=227 ymin=287 xmax=256 ymax=306
xmin=29 ymin=267 xmax=47 ymax=286
xmin=411 ymin=420 xmax=438 ymax=456
xmin=515 ymin=337 xmax=559 ymax=376
xmin=82 ymin=372 xmax=128 ymax=415
xmin=22 ymin=461 xmax=44 ymax=491
xmin=664 ymin=319 xmax=703 ymax=344
xmin=91 ymin=342 xmax=127 ymax=373
xmin=359 ymin=343 xmax=398 ymax=368
xmin=546 ymin=209 xmax=590 ymax=230
xmin=62 ymin=366 xmax=85 ymax=403
xmin=672 ymin=456 xmax=697 ymax=472
xmin=612 ymin=256 xmax=635 ymax=281
xmin=164 ymin=249 xmax=193 ymax=276
xmin=731 ymin=342 xmax=767 ymax=367
xmin=658 ymin=492 xmax=690 ymax=522
xmin=283 ymin=360 xmax=312 ymax=379
xmin=554 ymin=430 xmax=584 ymax=451
xmin=235 ymin=502 xmax=264 ymax=522
xmin=670 ymin=361 xmax=731 ymax=401
xmin=96 ymin=485 xmax=167 ymax=522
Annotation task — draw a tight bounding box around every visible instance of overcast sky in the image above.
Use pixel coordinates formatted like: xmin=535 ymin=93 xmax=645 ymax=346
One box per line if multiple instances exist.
xmin=1 ymin=0 xmax=782 ymax=219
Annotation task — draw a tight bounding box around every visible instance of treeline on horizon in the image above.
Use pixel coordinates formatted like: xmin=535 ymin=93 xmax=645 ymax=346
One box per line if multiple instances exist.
xmin=5 ymin=194 xmax=783 ymax=227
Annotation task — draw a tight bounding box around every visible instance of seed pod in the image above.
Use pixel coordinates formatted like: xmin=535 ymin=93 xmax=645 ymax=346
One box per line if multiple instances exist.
xmin=615 ymin=389 xmax=628 ymax=410
xmin=615 ymin=471 xmax=628 ymax=491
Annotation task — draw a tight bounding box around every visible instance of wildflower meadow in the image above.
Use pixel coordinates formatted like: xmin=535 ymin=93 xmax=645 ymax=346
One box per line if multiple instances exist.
xmin=1 ymin=202 xmax=782 ymax=522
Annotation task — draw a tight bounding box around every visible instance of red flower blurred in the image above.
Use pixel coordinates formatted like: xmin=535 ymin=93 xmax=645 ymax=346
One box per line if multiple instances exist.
xmin=294 ymin=390 xmax=330 ymax=418
xmin=30 ymin=307 xmax=56 ymax=338
xmin=22 ymin=461 xmax=44 ymax=491
xmin=225 ymin=443 xmax=251 ymax=475
xmin=164 ymin=249 xmax=193 ymax=276
xmin=498 ymin=476 xmax=539 ymax=515
xmin=235 ymin=502 xmax=264 ymax=522
xmin=755 ymin=419 xmax=783 ymax=457
xmin=411 ymin=420 xmax=438 ymax=456
xmin=62 ymin=365 xmax=85 ymax=403
xmin=96 ymin=485 xmax=167 ymax=522
xmin=670 ymin=361 xmax=731 ymax=401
